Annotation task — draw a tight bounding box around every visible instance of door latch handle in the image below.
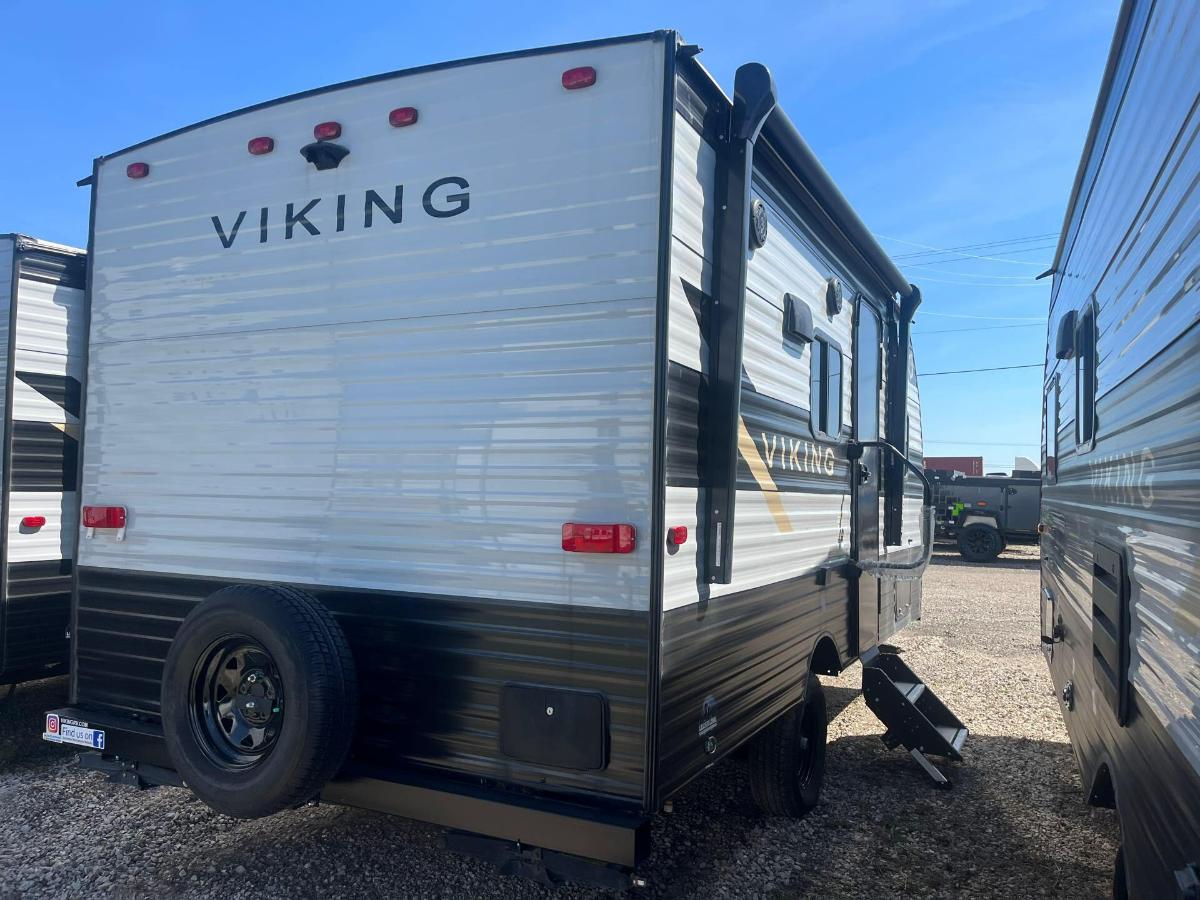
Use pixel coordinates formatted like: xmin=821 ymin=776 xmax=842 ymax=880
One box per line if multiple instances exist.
xmin=858 ymin=463 xmax=871 ymax=485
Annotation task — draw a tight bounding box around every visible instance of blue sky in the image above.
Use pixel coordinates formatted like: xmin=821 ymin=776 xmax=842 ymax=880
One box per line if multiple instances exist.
xmin=0 ymin=1 xmax=1118 ymax=469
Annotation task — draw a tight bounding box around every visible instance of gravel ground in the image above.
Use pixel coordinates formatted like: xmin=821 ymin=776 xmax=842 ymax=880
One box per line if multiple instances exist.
xmin=0 ymin=545 xmax=1117 ymax=899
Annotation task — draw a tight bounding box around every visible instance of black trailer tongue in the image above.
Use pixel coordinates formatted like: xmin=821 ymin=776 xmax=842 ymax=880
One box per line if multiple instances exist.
xmin=861 ymin=648 xmax=969 ymax=787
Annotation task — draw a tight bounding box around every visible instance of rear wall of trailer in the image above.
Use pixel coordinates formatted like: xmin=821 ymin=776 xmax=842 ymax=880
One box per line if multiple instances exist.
xmin=74 ymin=36 xmax=671 ymax=808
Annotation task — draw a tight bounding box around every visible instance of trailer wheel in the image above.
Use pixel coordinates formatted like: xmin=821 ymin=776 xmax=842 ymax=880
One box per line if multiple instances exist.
xmin=161 ymin=585 xmax=357 ymax=818
xmin=957 ymin=523 xmax=1003 ymax=562
xmin=748 ymin=673 xmax=827 ymax=816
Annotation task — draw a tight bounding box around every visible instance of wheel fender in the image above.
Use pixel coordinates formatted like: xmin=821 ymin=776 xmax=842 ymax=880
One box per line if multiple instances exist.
xmin=961 ymin=515 xmax=998 ymax=530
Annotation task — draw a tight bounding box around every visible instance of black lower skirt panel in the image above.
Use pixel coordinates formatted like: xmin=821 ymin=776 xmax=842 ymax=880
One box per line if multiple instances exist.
xmin=1 ymin=558 xmax=72 ymax=684
xmin=73 ymin=566 xmax=650 ymax=807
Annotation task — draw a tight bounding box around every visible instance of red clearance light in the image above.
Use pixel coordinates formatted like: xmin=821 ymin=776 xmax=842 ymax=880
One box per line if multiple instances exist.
xmin=562 ymin=523 xmax=635 ymax=554
xmin=313 ymin=121 xmax=342 ymax=140
xmin=82 ymin=506 xmax=126 ymax=529
xmin=667 ymin=526 xmax=688 ymax=546
xmin=21 ymin=516 xmax=46 ymax=529
xmin=248 ymin=136 xmax=275 ymax=155
xmin=126 ymin=162 xmax=150 ymax=179
xmin=561 ymin=66 xmax=597 ymax=90
xmin=388 ymin=107 xmax=418 ymax=128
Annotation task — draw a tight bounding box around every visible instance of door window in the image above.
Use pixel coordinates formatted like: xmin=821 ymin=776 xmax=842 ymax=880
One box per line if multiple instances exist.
xmin=809 ymin=338 xmax=844 ymax=439
xmin=855 ymin=310 xmax=880 ymax=441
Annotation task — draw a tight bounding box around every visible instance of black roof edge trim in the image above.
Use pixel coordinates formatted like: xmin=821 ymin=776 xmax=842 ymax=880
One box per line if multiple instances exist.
xmin=96 ymin=31 xmax=671 ymax=162
xmin=77 ymin=175 xmax=94 ymax=187
xmin=759 ymin=108 xmax=913 ymax=303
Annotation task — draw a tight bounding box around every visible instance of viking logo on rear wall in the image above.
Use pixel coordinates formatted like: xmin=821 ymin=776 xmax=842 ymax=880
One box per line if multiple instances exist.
xmin=210 ymin=176 xmax=471 ymax=248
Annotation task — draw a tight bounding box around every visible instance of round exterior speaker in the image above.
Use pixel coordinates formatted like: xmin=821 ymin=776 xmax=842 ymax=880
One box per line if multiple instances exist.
xmin=826 ymin=277 xmax=844 ymax=316
xmin=749 ymin=199 xmax=768 ymax=249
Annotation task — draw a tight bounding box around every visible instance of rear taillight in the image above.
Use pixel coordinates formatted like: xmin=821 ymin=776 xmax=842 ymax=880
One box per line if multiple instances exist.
xmin=562 ymin=523 xmax=635 ymax=554
xmin=21 ymin=516 xmax=46 ymax=528
xmin=667 ymin=526 xmax=688 ymax=546
xmin=126 ymin=162 xmax=150 ymax=179
xmin=388 ymin=107 xmax=418 ymax=128
xmin=561 ymin=66 xmax=597 ymax=90
xmin=248 ymin=136 xmax=275 ymax=155
xmin=313 ymin=121 xmax=342 ymax=140
xmin=82 ymin=506 xmax=126 ymax=529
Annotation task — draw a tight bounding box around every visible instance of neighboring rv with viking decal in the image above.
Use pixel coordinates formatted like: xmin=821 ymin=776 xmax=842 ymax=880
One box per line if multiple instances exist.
xmin=0 ymin=235 xmax=86 ymax=688
xmin=1039 ymin=1 xmax=1200 ymax=896
xmin=46 ymin=33 xmax=962 ymax=888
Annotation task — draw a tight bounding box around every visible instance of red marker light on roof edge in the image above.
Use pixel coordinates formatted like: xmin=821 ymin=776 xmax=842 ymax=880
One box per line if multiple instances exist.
xmin=388 ymin=107 xmax=418 ymax=128
xmin=126 ymin=162 xmax=149 ymax=179
xmin=248 ymin=136 xmax=275 ymax=155
xmin=313 ymin=121 xmax=342 ymax=140
xmin=561 ymin=66 xmax=597 ymax=90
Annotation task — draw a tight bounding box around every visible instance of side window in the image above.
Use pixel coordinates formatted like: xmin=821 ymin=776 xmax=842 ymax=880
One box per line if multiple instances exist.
xmin=809 ymin=338 xmax=844 ymax=439
xmin=1075 ymin=304 xmax=1097 ymax=448
xmin=1043 ymin=376 xmax=1059 ymax=483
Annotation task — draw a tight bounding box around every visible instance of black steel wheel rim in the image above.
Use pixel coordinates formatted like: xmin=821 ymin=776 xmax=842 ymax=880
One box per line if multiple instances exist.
xmin=795 ymin=699 xmax=820 ymax=788
xmin=965 ymin=528 xmax=996 ymax=556
xmin=189 ymin=636 xmax=284 ymax=768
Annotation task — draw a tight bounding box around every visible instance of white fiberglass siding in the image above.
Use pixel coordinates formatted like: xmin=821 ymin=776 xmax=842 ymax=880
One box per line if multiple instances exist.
xmin=81 ymin=39 xmax=666 ymax=610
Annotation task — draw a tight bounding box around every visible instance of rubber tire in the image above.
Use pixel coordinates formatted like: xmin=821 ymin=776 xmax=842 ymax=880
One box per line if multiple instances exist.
xmin=957 ymin=523 xmax=1003 ymax=562
xmin=161 ymin=585 xmax=358 ymax=818
xmin=1112 ymin=844 xmax=1128 ymax=900
xmin=748 ymin=673 xmax=828 ymax=816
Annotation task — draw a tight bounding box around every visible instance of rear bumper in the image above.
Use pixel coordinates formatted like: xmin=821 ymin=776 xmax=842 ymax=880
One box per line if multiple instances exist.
xmin=44 ymin=705 xmax=651 ymax=869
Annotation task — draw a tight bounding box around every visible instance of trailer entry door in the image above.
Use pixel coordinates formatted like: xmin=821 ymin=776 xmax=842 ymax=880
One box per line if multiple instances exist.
xmin=853 ymin=299 xmax=883 ymax=654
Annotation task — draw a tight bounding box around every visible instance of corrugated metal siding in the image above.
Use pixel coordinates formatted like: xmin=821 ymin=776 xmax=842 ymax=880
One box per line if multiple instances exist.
xmin=1 ymin=239 xmax=84 ymax=681
xmin=76 ymin=39 xmax=668 ymax=807
xmin=0 ymin=239 xmax=12 ymax=497
xmin=661 ymin=115 xmax=859 ymax=613
xmin=1042 ymin=3 xmax=1200 ymax=894
xmin=81 ymin=40 xmax=665 ymax=612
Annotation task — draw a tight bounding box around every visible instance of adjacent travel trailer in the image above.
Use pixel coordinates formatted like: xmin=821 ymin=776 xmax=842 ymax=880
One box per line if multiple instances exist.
xmin=1039 ymin=1 xmax=1200 ymax=896
xmin=43 ymin=34 xmax=965 ymax=886
xmin=0 ymin=235 xmax=85 ymax=688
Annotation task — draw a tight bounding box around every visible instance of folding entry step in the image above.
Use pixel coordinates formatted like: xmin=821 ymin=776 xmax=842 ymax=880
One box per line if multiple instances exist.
xmin=861 ymin=649 xmax=968 ymax=788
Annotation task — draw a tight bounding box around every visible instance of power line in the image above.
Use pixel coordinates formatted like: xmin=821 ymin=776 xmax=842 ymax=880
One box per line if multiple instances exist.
xmin=898 ymin=244 xmax=1057 ymax=266
xmin=918 ymin=311 xmax=1045 ymax=321
xmin=924 ymin=440 xmax=1040 ymax=447
xmin=914 ymin=322 xmax=1044 ymax=335
xmin=890 ymin=233 xmax=1058 ymax=260
xmin=876 ymin=231 xmax=1056 ymax=266
xmin=918 ymin=363 xmax=1042 ymax=377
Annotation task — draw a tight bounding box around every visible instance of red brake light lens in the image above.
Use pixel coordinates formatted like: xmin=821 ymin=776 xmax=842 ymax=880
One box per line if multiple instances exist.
xmin=248 ymin=136 xmax=275 ymax=155
xmin=82 ymin=506 xmax=126 ymax=529
xmin=126 ymin=162 xmax=150 ymax=179
xmin=21 ymin=516 xmax=46 ymax=528
xmin=561 ymin=66 xmax=597 ymax=90
xmin=313 ymin=121 xmax=342 ymax=140
xmin=388 ymin=107 xmax=418 ymax=128
xmin=562 ymin=523 xmax=635 ymax=554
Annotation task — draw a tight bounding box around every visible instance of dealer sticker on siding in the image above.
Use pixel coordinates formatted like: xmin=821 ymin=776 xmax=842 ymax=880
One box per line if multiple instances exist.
xmin=43 ymin=714 xmax=105 ymax=750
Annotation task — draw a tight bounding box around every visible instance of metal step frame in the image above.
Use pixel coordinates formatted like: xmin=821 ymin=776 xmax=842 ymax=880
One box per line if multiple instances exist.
xmin=860 ymin=649 xmax=968 ymax=787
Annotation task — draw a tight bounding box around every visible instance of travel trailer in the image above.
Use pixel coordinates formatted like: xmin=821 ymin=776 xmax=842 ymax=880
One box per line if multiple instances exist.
xmin=1039 ymin=1 xmax=1200 ymax=897
xmin=43 ymin=34 xmax=965 ymax=887
xmin=0 ymin=235 xmax=85 ymax=688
